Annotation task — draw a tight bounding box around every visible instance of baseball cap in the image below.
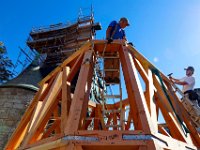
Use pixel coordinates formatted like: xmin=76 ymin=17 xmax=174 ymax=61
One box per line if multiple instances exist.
xmin=184 ymin=66 xmax=194 ymax=72
xmin=120 ymin=17 xmax=130 ymax=26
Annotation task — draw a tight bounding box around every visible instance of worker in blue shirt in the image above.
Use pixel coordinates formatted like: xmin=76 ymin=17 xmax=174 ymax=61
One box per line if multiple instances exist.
xmin=106 ymin=17 xmax=130 ymax=43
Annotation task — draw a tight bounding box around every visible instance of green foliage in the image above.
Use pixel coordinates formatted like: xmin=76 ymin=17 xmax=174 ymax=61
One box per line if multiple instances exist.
xmin=0 ymin=42 xmax=14 ymax=84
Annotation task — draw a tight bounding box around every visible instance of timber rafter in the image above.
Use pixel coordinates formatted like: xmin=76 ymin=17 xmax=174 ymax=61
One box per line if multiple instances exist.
xmin=5 ymin=40 xmax=200 ymax=150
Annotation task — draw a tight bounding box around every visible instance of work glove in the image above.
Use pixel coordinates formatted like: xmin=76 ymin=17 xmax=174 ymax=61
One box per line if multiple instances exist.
xmin=127 ymin=42 xmax=133 ymax=46
xmin=107 ymin=38 xmax=113 ymax=44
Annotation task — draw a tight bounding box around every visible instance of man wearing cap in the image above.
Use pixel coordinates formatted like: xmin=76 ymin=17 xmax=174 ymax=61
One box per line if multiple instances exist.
xmin=170 ymin=66 xmax=195 ymax=93
xmin=106 ymin=17 xmax=130 ymax=43
xmin=169 ymin=66 xmax=199 ymax=106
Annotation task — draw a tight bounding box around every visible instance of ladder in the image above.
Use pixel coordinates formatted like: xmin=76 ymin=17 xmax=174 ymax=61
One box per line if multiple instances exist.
xmin=100 ymin=44 xmax=123 ymax=130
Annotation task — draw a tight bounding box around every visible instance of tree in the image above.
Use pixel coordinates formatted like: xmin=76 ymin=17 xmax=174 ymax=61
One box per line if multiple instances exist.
xmin=0 ymin=42 xmax=14 ymax=84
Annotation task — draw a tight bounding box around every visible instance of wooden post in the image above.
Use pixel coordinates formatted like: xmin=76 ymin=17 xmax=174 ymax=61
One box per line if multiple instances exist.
xmin=61 ymin=66 xmax=71 ymax=133
xmin=64 ymin=50 xmax=93 ymax=134
xmin=119 ymin=46 xmax=154 ymax=133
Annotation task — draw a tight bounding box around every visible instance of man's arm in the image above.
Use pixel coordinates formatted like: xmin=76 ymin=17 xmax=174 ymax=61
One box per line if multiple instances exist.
xmin=122 ymin=30 xmax=127 ymax=41
xmin=106 ymin=26 xmax=112 ymax=39
xmin=169 ymin=77 xmax=188 ymax=85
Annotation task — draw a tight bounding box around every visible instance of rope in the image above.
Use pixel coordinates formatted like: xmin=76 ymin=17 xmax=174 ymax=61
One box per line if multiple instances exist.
xmin=151 ymin=68 xmax=190 ymax=134
xmin=89 ymin=42 xmax=107 ymax=104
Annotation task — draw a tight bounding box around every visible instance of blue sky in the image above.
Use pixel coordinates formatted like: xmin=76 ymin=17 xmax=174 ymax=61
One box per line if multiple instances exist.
xmin=0 ymin=0 xmax=200 ymax=89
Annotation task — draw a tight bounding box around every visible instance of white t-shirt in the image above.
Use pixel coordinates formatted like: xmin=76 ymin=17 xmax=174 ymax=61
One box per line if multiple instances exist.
xmin=180 ymin=76 xmax=195 ymax=93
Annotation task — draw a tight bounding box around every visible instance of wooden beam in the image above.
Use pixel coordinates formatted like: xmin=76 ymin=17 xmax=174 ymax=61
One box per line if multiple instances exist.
xmin=97 ymin=105 xmax=106 ymax=130
xmin=163 ymin=79 xmax=200 ymax=146
xmin=64 ymin=50 xmax=93 ymax=134
xmin=119 ymin=46 xmax=141 ymax=130
xmin=154 ymin=133 xmax=197 ymax=150
xmin=113 ymin=112 xmax=117 ymax=130
xmin=67 ymin=53 xmax=84 ymax=82
xmin=83 ymin=108 xmax=95 ymax=130
xmin=94 ymin=106 xmax=100 ymax=130
xmin=5 ymin=83 xmax=48 ymax=150
xmin=42 ymin=119 xmax=61 ymax=139
xmin=133 ymin=58 xmax=149 ymax=83
xmin=120 ymin=106 xmax=126 ymax=130
xmin=125 ymin=110 xmax=132 ymax=130
xmin=146 ymin=69 xmax=158 ymax=132
xmin=164 ymin=80 xmax=184 ymax=119
xmin=26 ymin=139 xmax=64 ymax=150
xmin=180 ymin=104 xmax=200 ymax=146
xmin=21 ymin=72 xmax=63 ymax=146
xmin=28 ymin=101 xmax=43 ymax=132
xmin=21 ymin=134 xmax=63 ymax=150
xmin=154 ymin=91 xmax=187 ymax=142
xmin=88 ymin=100 xmax=97 ymax=108
xmin=158 ymin=124 xmax=171 ymax=137
xmin=119 ymin=46 xmax=154 ymax=133
xmin=39 ymin=41 xmax=91 ymax=86
xmin=61 ymin=66 xmax=71 ymax=133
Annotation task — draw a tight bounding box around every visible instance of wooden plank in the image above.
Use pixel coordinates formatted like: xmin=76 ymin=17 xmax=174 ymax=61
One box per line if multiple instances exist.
xmin=180 ymin=104 xmax=200 ymax=146
xmin=20 ymin=99 xmax=44 ymax=148
xmin=158 ymin=125 xmax=171 ymax=137
xmin=13 ymin=121 xmax=30 ymax=150
xmin=164 ymin=80 xmax=184 ymax=120
xmin=119 ymin=46 xmax=141 ymax=130
xmin=94 ymin=106 xmax=100 ymax=130
xmin=120 ymin=106 xmax=126 ymax=130
xmin=98 ymin=105 xmax=106 ymax=130
xmin=22 ymin=134 xmax=63 ymax=150
xmin=38 ymin=78 xmax=55 ymax=102
xmin=83 ymin=108 xmax=95 ymax=130
xmin=5 ymin=83 xmax=47 ymax=150
xmin=21 ymin=72 xmax=63 ymax=146
xmin=114 ymin=98 xmax=129 ymax=108
xmin=154 ymin=91 xmax=187 ymax=142
xmin=88 ymin=100 xmax=97 ymax=108
xmin=113 ymin=112 xmax=117 ymax=130
xmin=106 ymin=113 xmax=113 ymax=127
xmin=119 ymin=46 xmax=154 ymax=133
xmin=146 ymin=69 xmax=158 ymax=132
xmin=42 ymin=119 xmax=61 ymax=139
xmin=125 ymin=110 xmax=132 ymax=130
xmin=28 ymin=101 xmax=43 ymax=131
xmin=146 ymin=140 xmax=161 ymax=150
xmin=154 ymin=133 xmax=197 ymax=150
xmin=61 ymin=66 xmax=71 ymax=133
xmin=133 ymin=58 xmax=149 ymax=83
xmin=59 ymin=143 xmax=75 ymax=150
xmin=138 ymin=146 xmax=147 ymax=150
xmin=152 ymin=75 xmax=193 ymax=144
xmin=67 ymin=53 xmax=84 ymax=82
xmin=26 ymin=139 xmax=64 ymax=150
xmin=79 ymin=60 xmax=94 ymax=130
xmin=131 ymin=51 xmax=157 ymax=122
xmin=64 ymin=50 xmax=93 ymax=134
xmin=127 ymin=44 xmax=156 ymax=75
xmin=75 ymin=146 xmax=83 ymax=150
xmin=53 ymin=105 xmax=61 ymax=134
xmin=76 ymin=129 xmax=144 ymax=135
xmin=39 ymin=41 xmax=91 ymax=86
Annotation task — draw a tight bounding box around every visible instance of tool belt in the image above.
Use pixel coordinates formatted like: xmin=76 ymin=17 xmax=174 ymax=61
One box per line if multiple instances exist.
xmin=184 ymin=90 xmax=199 ymax=101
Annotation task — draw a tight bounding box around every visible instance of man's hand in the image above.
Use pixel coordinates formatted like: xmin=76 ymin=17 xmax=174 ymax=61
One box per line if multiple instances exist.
xmin=128 ymin=42 xmax=133 ymax=46
xmin=169 ymin=76 xmax=174 ymax=82
xmin=107 ymin=38 xmax=113 ymax=44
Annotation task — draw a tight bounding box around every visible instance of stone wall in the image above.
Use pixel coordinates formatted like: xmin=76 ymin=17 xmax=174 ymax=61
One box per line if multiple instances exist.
xmin=0 ymin=87 xmax=36 ymax=150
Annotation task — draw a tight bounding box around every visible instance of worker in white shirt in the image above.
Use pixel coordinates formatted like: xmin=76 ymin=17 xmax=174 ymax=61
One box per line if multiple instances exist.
xmin=170 ymin=66 xmax=199 ymax=106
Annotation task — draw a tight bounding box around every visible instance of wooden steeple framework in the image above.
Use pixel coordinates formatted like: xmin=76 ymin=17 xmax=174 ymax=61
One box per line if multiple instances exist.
xmin=5 ymin=40 xmax=200 ymax=150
